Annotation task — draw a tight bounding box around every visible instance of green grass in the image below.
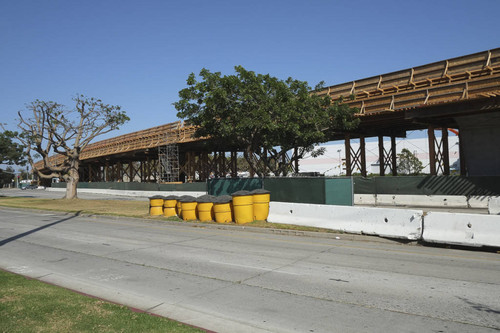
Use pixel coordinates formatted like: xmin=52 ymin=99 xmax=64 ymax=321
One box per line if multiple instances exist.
xmin=0 ymin=269 xmax=204 ymax=333
xmin=0 ymin=196 xmax=151 ymax=218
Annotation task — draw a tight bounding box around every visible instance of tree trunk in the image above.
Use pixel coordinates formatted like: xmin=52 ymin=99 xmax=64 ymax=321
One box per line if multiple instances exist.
xmin=243 ymin=147 xmax=263 ymax=178
xmin=64 ymin=159 xmax=79 ymax=199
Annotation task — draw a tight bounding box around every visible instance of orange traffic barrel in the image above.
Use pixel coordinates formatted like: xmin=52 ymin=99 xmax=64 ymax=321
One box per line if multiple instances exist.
xmin=231 ymin=190 xmax=254 ymax=224
xmin=251 ymin=189 xmax=271 ymax=221
xmin=149 ymin=195 xmax=164 ymax=216
xmin=213 ymin=195 xmax=232 ymax=223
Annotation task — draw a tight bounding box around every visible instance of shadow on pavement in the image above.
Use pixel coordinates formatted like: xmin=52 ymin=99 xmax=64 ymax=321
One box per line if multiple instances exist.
xmin=0 ymin=211 xmax=82 ymax=247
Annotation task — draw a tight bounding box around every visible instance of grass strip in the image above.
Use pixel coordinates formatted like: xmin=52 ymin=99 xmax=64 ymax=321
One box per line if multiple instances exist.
xmin=0 ymin=196 xmax=150 ymax=218
xmin=0 ymin=269 xmax=204 ymax=333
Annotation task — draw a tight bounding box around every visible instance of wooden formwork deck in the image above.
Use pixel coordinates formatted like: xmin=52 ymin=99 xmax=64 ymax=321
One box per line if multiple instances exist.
xmin=316 ymin=48 xmax=500 ymax=116
xmin=80 ymin=121 xmax=197 ymax=160
xmin=34 ymin=121 xmax=198 ymax=169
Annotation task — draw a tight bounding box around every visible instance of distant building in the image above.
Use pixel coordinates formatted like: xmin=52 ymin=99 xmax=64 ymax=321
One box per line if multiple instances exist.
xmin=299 ymin=134 xmax=459 ymax=176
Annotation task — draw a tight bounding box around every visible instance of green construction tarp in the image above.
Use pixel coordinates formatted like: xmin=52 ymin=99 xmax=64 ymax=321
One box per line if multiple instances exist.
xmin=325 ymin=178 xmax=353 ymax=206
xmin=263 ymin=178 xmax=325 ymax=204
xmin=207 ymin=178 xmax=262 ymax=196
xmin=353 ymin=176 xmax=500 ymax=196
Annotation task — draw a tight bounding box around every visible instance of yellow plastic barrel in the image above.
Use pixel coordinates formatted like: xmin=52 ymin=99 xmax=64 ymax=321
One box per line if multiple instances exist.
xmin=176 ymin=200 xmax=182 ymax=217
xmin=196 ymin=195 xmax=215 ymax=222
xmin=213 ymin=196 xmax=232 ymax=223
xmin=149 ymin=196 xmax=164 ymax=216
xmin=231 ymin=190 xmax=254 ymax=224
xmin=251 ymin=189 xmax=271 ymax=221
xmin=176 ymin=195 xmax=190 ymax=217
xmin=163 ymin=195 xmax=178 ymax=217
xmin=180 ymin=196 xmax=197 ymax=221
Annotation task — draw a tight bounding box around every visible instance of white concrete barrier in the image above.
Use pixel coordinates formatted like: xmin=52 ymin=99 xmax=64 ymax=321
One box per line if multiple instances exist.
xmin=467 ymin=196 xmax=491 ymax=209
xmin=46 ymin=187 xmax=206 ymax=198
xmin=422 ymin=212 xmax=500 ymax=247
xmin=488 ymin=197 xmax=500 ymax=215
xmin=355 ymin=194 xmax=497 ymax=209
xmin=375 ymin=194 xmax=468 ymax=208
xmin=268 ymin=202 xmax=423 ymax=240
xmin=354 ymin=194 xmax=376 ymax=205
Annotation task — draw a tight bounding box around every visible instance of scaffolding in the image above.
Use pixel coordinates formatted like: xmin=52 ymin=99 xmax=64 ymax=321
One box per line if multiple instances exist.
xmin=158 ymin=144 xmax=179 ymax=183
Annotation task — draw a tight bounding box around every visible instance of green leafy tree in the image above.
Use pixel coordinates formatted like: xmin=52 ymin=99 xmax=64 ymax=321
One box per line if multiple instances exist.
xmin=397 ymin=148 xmax=424 ymax=175
xmin=17 ymin=95 xmax=129 ymax=199
xmin=174 ymin=66 xmax=359 ymax=177
xmin=0 ymin=166 xmax=15 ymax=187
xmin=0 ymin=130 xmax=26 ymax=166
xmin=236 ymin=156 xmax=250 ymax=173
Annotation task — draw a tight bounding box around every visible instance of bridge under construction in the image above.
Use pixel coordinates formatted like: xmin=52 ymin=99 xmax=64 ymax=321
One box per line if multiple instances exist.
xmin=36 ymin=48 xmax=500 ymax=185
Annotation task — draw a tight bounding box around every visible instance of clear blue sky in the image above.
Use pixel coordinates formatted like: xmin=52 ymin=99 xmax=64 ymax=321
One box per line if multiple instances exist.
xmin=1 ymin=0 xmax=499 ymax=139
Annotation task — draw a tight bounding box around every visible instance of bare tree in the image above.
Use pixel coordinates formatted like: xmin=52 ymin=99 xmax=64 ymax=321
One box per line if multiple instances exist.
xmin=18 ymin=95 xmax=129 ymax=199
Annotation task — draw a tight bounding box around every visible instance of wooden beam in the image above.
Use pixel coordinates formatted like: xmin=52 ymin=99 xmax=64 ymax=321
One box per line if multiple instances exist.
xmin=391 ymin=135 xmax=398 ymax=176
xmin=459 ymin=130 xmax=466 ymax=176
xmin=442 ymin=128 xmax=450 ymax=176
xmin=378 ymin=135 xmax=385 ymax=176
xmin=294 ymin=147 xmax=299 ymax=174
xmin=360 ymin=136 xmax=366 ymax=177
xmin=428 ymin=126 xmax=437 ymax=175
xmin=345 ymin=134 xmax=351 ymax=176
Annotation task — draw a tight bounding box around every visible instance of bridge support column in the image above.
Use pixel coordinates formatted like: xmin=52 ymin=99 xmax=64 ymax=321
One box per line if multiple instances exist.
xmin=360 ymin=136 xmax=366 ymax=177
xmin=428 ymin=126 xmax=450 ymax=175
xmin=391 ymin=136 xmax=398 ymax=176
xmin=378 ymin=135 xmax=398 ymax=176
xmin=230 ymin=151 xmax=237 ymax=178
xmin=294 ymin=147 xmax=299 ymax=174
xmin=344 ymin=134 xmax=351 ymax=176
xmin=459 ymin=130 xmax=466 ymax=176
xmin=378 ymin=136 xmax=385 ymax=176
xmin=428 ymin=127 xmax=436 ymax=175
xmin=344 ymin=134 xmax=367 ymax=176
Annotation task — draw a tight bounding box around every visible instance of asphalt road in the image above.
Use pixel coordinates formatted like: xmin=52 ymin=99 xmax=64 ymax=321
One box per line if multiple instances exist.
xmin=1 ymin=207 xmax=499 ymax=332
